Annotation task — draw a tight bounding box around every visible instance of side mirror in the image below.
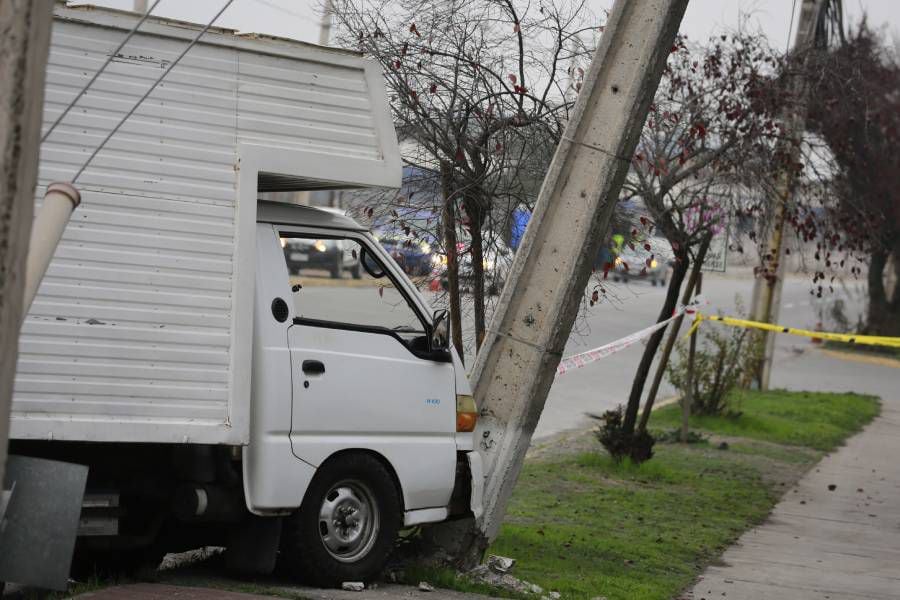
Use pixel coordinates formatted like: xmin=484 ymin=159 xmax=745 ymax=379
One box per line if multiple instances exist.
xmin=360 ymin=247 xmax=386 ymax=278
xmin=431 ymin=309 xmax=450 ymax=351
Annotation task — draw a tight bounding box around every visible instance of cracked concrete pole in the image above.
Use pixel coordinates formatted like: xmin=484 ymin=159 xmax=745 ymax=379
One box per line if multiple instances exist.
xmin=749 ymin=0 xmax=825 ymax=390
xmin=456 ymin=0 xmax=690 ymax=558
xmin=0 ymin=0 xmax=53 ymax=496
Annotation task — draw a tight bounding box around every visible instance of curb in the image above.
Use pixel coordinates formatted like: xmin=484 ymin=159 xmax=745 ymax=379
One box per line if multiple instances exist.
xmin=817 ymin=347 xmax=900 ymax=369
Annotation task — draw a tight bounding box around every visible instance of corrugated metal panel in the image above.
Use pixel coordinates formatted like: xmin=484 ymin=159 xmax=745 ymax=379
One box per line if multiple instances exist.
xmin=12 ymin=8 xmax=399 ymax=444
xmin=237 ymin=52 xmax=381 ymax=160
xmin=13 ymin=19 xmax=239 ymax=441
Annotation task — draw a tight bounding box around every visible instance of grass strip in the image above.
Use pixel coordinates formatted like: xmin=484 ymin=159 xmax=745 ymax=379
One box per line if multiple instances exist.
xmin=465 ymin=390 xmax=878 ymax=600
xmin=650 ymin=390 xmax=879 ymax=451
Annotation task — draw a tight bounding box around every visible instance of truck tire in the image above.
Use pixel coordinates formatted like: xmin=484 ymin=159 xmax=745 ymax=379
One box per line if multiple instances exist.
xmin=330 ymin=257 xmax=344 ymax=279
xmin=280 ymin=453 xmax=402 ymax=586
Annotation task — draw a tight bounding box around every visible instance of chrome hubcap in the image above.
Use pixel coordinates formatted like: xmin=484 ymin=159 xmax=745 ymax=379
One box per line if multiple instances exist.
xmin=318 ymin=480 xmax=379 ymax=562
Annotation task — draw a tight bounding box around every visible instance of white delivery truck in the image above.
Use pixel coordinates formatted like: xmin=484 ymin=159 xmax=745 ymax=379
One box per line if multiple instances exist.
xmin=3 ymin=4 xmax=482 ymax=588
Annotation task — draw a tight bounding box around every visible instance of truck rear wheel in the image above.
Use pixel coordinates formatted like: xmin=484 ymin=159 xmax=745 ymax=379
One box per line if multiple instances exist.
xmin=280 ymin=453 xmax=401 ymax=586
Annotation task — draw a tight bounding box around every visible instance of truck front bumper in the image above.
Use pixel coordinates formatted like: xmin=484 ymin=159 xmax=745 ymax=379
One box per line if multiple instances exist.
xmin=466 ymin=451 xmax=485 ymax=520
xmin=403 ymin=451 xmax=484 ymax=527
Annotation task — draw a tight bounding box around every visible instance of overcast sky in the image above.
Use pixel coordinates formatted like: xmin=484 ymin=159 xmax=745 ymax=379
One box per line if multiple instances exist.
xmin=78 ymin=0 xmax=900 ymax=51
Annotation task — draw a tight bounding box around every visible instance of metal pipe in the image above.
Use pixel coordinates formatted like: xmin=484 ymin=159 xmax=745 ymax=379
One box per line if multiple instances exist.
xmin=22 ymin=182 xmax=80 ymax=316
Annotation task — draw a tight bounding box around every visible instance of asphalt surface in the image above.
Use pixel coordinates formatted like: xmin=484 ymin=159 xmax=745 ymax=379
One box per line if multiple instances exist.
xmin=532 ymin=271 xmax=869 ymax=439
xmin=293 ymin=269 xmax=870 ymax=440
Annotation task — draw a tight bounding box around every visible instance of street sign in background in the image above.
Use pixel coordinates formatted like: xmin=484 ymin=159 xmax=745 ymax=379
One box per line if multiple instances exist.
xmin=702 ymin=223 xmax=729 ymax=272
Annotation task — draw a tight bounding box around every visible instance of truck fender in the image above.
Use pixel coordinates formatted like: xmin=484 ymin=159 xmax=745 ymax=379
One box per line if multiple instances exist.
xmin=305 ymin=448 xmax=406 ymax=512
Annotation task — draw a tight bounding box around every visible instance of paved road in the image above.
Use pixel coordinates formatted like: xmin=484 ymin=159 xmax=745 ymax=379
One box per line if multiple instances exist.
xmin=73 ymin=582 xmax=489 ymax=600
xmin=297 ymin=269 xmax=868 ymax=440
xmin=531 ymin=271 xmax=868 ymax=439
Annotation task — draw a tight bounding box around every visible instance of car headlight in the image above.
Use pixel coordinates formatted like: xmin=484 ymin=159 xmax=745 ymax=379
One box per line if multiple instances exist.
xmin=314 ymin=240 xmax=327 ymax=252
xmin=280 ymin=238 xmax=287 ymax=248
xmin=650 ymin=259 xmax=658 ymax=268
xmin=614 ymin=257 xmax=623 ymax=266
xmin=420 ymin=242 xmax=432 ymax=254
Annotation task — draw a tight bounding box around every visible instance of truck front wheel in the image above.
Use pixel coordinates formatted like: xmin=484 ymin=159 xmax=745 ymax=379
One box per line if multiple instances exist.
xmin=280 ymin=453 xmax=401 ymax=586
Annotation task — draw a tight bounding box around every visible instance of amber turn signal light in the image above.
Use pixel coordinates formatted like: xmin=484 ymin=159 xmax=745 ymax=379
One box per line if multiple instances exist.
xmin=456 ymin=394 xmax=477 ymax=432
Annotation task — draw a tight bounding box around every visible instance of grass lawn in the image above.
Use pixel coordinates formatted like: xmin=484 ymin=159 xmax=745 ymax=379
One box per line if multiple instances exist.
xmin=466 ymin=390 xmax=878 ymax=600
xmin=650 ymin=390 xmax=879 ymax=451
xmin=41 ymin=392 xmax=878 ymax=600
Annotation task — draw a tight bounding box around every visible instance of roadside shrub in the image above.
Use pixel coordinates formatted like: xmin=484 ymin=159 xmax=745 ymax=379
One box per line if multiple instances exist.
xmin=590 ymin=406 xmax=655 ymax=463
xmin=667 ymin=312 xmax=763 ymax=416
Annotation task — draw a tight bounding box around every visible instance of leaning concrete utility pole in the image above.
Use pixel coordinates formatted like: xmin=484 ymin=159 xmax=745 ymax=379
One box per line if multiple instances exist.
xmin=0 ymin=0 xmax=54 ymax=507
xmin=465 ymin=0 xmax=689 ymax=550
xmin=318 ymin=0 xmax=334 ymax=46
xmin=749 ymin=0 xmax=827 ymax=389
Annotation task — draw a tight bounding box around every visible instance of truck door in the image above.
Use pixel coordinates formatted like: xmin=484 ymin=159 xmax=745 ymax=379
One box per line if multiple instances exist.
xmin=280 ymin=230 xmax=457 ymax=511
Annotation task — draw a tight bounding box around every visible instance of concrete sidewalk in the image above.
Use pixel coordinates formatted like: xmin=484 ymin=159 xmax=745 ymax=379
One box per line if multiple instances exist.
xmin=74 ymin=582 xmax=491 ymax=600
xmin=684 ymin=362 xmax=900 ymax=599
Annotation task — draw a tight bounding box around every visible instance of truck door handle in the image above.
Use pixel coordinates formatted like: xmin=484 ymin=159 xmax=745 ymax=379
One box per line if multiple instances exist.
xmin=302 ymin=360 xmax=325 ymax=375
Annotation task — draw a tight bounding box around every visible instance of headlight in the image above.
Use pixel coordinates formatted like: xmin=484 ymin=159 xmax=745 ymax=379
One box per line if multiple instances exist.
xmin=650 ymin=259 xmax=658 ymax=268
xmin=420 ymin=242 xmax=432 ymax=254
xmin=482 ymin=259 xmax=494 ymax=270
xmin=314 ymin=240 xmax=327 ymax=252
xmin=614 ymin=257 xmax=623 ymax=266
xmin=280 ymin=238 xmax=287 ymax=248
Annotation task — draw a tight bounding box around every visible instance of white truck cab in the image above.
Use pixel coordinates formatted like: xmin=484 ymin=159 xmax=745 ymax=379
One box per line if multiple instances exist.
xmin=245 ymin=202 xmax=482 ymax=582
xmin=1 ymin=5 xmax=481 ymax=589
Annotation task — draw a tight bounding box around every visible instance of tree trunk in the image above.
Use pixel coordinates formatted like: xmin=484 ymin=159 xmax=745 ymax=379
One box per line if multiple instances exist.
xmin=440 ymin=164 xmax=464 ymax=359
xmin=465 ymin=197 xmax=487 ymax=351
xmin=637 ymin=236 xmax=710 ymax=432
xmin=622 ymin=248 xmax=690 ymax=435
xmin=866 ymin=243 xmax=900 ymax=337
xmin=892 ymin=244 xmax=900 ymax=312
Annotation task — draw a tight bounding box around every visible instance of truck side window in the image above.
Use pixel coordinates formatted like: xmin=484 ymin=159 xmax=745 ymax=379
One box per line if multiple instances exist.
xmin=281 ymin=234 xmax=425 ymax=338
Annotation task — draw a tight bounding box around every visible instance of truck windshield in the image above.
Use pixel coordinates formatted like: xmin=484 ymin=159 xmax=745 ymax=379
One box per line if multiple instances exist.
xmin=280 ymin=233 xmax=426 ymax=336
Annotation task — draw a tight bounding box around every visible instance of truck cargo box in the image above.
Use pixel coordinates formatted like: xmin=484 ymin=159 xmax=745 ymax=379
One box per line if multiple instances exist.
xmin=11 ymin=4 xmax=401 ymax=445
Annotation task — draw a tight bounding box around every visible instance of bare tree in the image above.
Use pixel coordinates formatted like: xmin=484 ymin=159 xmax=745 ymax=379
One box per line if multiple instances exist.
xmin=603 ymin=31 xmax=781 ymax=460
xmin=332 ymin=0 xmax=597 ymax=355
xmin=800 ymin=23 xmax=900 ymax=336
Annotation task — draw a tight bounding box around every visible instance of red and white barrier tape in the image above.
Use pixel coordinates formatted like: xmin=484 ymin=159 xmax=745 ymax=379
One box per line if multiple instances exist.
xmin=556 ymin=303 xmax=695 ymax=375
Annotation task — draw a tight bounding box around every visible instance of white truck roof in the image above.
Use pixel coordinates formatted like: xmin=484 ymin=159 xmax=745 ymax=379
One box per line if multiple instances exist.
xmin=258 ymin=201 xmax=366 ymax=231
xmin=11 ymin=4 xmax=400 ymax=445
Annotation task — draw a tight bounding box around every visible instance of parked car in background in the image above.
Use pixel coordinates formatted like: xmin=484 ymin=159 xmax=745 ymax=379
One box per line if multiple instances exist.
xmin=377 ymin=233 xmax=436 ymax=276
xmin=283 ymin=207 xmax=362 ymax=278
xmin=611 ymin=237 xmax=672 ymax=286
xmin=440 ymin=242 xmax=514 ymax=296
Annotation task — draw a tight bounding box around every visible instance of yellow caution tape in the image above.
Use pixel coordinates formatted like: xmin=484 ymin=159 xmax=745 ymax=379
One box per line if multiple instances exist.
xmin=686 ymin=312 xmax=900 ymax=348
